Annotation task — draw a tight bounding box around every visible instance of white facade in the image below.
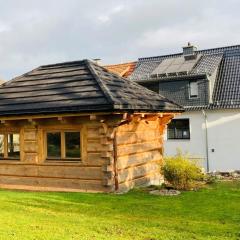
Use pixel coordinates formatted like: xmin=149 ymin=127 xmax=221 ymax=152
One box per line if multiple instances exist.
xmin=164 ymin=109 xmax=240 ymax=171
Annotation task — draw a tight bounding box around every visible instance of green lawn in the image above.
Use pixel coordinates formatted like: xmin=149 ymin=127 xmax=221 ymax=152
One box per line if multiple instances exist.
xmin=0 ymin=181 xmax=239 ymax=240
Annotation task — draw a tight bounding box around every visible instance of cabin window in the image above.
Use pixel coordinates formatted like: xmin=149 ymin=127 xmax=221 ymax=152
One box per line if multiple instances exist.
xmin=47 ymin=132 xmax=61 ymax=158
xmin=8 ymin=133 xmax=20 ymax=159
xmin=0 ymin=134 xmax=4 ymax=158
xmin=167 ymin=119 xmax=190 ymax=139
xmin=46 ymin=131 xmax=81 ymax=161
xmin=65 ymin=132 xmax=81 ymax=158
xmin=0 ymin=133 xmax=20 ymax=160
xmin=189 ymin=81 xmax=198 ymax=98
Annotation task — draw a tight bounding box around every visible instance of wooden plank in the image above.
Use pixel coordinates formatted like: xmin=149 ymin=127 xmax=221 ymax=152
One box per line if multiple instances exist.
xmin=24 ymin=153 xmax=38 ymax=163
xmin=12 ymin=70 xmax=91 ymax=82
xmin=29 ymin=66 xmax=88 ymax=76
xmin=0 ymin=165 xmax=103 ymax=179
xmin=37 ymin=128 xmax=44 ymax=163
xmin=87 ymin=140 xmax=113 ymax=152
xmin=118 ymin=172 xmax=161 ymax=192
xmin=0 ymin=175 xmax=108 ymax=192
xmin=0 ymin=165 xmax=38 ymax=176
xmin=117 ymin=121 xmax=158 ymax=132
xmin=0 ymin=86 xmax=101 ymax=99
xmin=0 ymin=91 xmax=104 ymax=105
xmin=0 ymin=97 xmax=108 ymax=110
xmin=87 ymin=127 xmax=101 ymax=139
xmin=117 ymin=150 xmax=162 ymax=170
xmin=24 ymin=141 xmax=38 ymax=153
xmin=81 ymin=125 xmax=88 ymax=162
xmin=24 ymin=129 xmax=37 ymax=141
xmin=0 ymin=80 xmax=96 ymax=93
xmin=20 ymin=128 xmax=25 ymax=162
xmin=0 ymin=161 xmax=104 ymax=167
xmin=117 ymin=140 xmax=162 ymax=156
xmin=39 ymin=62 xmax=86 ymax=70
xmin=6 ymin=76 xmax=93 ymax=87
xmin=118 ymin=162 xmax=160 ymax=183
xmin=0 ymin=112 xmax=113 ymax=121
xmin=116 ymin=131 xmax=161 ymax=145
xmin=37 ymin=166 xmax=103 ymax=179
xmin=87 ymin=153 xmax=106 ymax=165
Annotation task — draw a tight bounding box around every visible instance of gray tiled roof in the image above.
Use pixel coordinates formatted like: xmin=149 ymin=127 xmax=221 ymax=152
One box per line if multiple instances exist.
xmin=129 ymin=45 xmax=240 ymax=110
xmin=130 ymin=61 xmax=162 ymax=80
xmin=0 ymin=60 xmax=183 ymax=116
xmin=190 ymin=54 xmax=223 ymax=75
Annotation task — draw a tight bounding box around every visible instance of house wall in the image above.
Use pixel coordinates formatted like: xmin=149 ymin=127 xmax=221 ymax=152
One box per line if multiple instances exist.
xmin=116 ymin=118 xmax=167 ymax=192
xmin=140 ymin=77 xmax=210 ymax=108
xmin=0 ymin=114 xmax=171 ymax=192
xmin=0 ymin=117 xmax=113 ymax=192
xmin=158 ymin=78 xmax=210 ymax=107
xmin=164 ymin=111 xmax=207 ymax=168
xmin=164 ymin=109 xmax=240 ymax=171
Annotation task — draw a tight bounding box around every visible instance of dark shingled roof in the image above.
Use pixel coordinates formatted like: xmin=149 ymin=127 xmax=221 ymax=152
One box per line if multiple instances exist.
xmin=0 ymin=59 xmax=182 ymax=116
xmin=129 ymin=44 xmax=240 ymax=110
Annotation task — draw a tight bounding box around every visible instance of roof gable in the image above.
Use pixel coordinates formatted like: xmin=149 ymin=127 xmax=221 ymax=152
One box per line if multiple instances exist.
xmin=0 ymin=60 xmax=182 ymax=116
xmin=103 ymin=62 xmax=136 ymax=78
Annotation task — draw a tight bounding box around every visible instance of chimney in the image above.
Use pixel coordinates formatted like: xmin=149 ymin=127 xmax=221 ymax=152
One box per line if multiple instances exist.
xmin=92 ymin=58 xmax=102 ymax=65
xmin=182 ymin=42 xmax=197 ymax=60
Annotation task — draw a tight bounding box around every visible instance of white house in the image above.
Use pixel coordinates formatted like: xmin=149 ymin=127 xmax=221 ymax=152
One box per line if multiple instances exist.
xmin=128 ymin=43 xmax=240 ymax=172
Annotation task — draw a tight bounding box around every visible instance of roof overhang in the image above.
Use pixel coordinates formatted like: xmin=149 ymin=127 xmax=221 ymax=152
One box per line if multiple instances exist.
xmin=135 ymin=73 xmax=208 ymax=84
xmin=0 ymin=111 xmax=182 ymax=121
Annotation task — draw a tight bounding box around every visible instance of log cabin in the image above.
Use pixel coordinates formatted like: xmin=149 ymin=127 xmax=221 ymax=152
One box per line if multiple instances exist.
xmin=0 ymin=59 xmax=183 ymax=192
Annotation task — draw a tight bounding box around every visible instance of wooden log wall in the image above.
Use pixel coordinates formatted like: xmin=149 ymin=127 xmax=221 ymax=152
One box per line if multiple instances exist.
xmin=0 ymin=113 xmax=173 ymax=192
xmin=116 ymin=118 xmax=167 ymax=192
xmin=0 ymin=119 xmax=113 ymax=192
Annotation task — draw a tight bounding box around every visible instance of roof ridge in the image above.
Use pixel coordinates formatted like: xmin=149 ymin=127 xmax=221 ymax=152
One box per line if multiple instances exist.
xmin=138 ymin=44 xmax=240 ymax=62
xmin=40 ymin=59 xmax=86 ymax=68
xmin=103 ymin=61 xmax=136 ymax=67
xmin=85 ymin=60 xmax=115 ymax=105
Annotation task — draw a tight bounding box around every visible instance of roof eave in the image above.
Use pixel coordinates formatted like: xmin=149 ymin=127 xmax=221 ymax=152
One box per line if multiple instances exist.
xmin=134 ymin=73 xmax=208 ymax=84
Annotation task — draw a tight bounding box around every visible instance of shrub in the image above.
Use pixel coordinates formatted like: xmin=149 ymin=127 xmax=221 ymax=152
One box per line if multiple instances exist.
xmin=162 ymin=151 xmax=204 ymax=190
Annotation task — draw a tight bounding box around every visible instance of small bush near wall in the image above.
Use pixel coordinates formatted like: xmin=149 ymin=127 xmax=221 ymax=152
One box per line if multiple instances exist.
xmin=162 ymin=151 xmax=204 ymax=190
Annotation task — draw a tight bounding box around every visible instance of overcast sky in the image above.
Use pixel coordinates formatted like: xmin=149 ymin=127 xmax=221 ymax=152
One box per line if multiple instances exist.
xmin=0 ymin=0 xmax=240 ymax=80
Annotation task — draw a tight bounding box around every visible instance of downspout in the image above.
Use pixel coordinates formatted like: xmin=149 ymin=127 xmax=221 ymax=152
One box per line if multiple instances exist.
xmin=202 ymin=110 xmax=209 ymax=172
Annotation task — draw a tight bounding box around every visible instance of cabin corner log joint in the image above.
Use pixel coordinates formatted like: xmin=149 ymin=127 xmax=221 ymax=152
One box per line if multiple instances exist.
xmin=0 ymin=59 xmax=183 ymax=192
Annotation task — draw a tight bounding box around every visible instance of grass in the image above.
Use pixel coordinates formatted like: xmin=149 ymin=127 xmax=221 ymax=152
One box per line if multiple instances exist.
xmin=0 ymin=181 xmax=239 ymax=240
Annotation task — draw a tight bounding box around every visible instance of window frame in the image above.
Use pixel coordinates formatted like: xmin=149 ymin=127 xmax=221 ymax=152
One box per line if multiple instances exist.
xmin=45 ymin=130 xmax=82 ymax=162
xmin=189 ymin=81 xmax=199 ymax=99
xmin=0 ymin=132 xmax=21 ymax=160
xmin=167 ymin=118 xmax=190 ymax=140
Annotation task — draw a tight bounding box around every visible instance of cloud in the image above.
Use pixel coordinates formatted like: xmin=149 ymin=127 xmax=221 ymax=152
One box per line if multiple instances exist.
xmin=97 ymin=5 xmax=125 ymax=24
xmin=0 ymin=0 xmax=239 ymax=79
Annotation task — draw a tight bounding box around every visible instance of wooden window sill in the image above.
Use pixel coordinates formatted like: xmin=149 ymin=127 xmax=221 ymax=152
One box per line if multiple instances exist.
xmin=167 ymin=138 xmax=190 ymax=140
xmin=45 ymin=159 xmax=82 ymax=164
xmin=0 ymin=159 xmax=20 ymax=161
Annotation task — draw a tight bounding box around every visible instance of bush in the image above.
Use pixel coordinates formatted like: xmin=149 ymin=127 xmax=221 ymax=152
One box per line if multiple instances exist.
xmin=162 ymin=151 xmax=204 ymax=190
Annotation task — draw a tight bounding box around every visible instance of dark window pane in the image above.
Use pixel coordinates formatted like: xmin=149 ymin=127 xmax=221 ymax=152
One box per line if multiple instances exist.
xmin=167 ymin=129 xmax=175 ymax=139
xmin=167 ymin=119 xmax=190 ymax=139
xmin=8 ymin=133 xmax=20 ymax=159
xmin=47 ymin=132 xmax=61 ymax=158
xmin=0 ymin=134 xmax=4 ymax=158
xmin=65 ymin=132 xmax=80 ymax=158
